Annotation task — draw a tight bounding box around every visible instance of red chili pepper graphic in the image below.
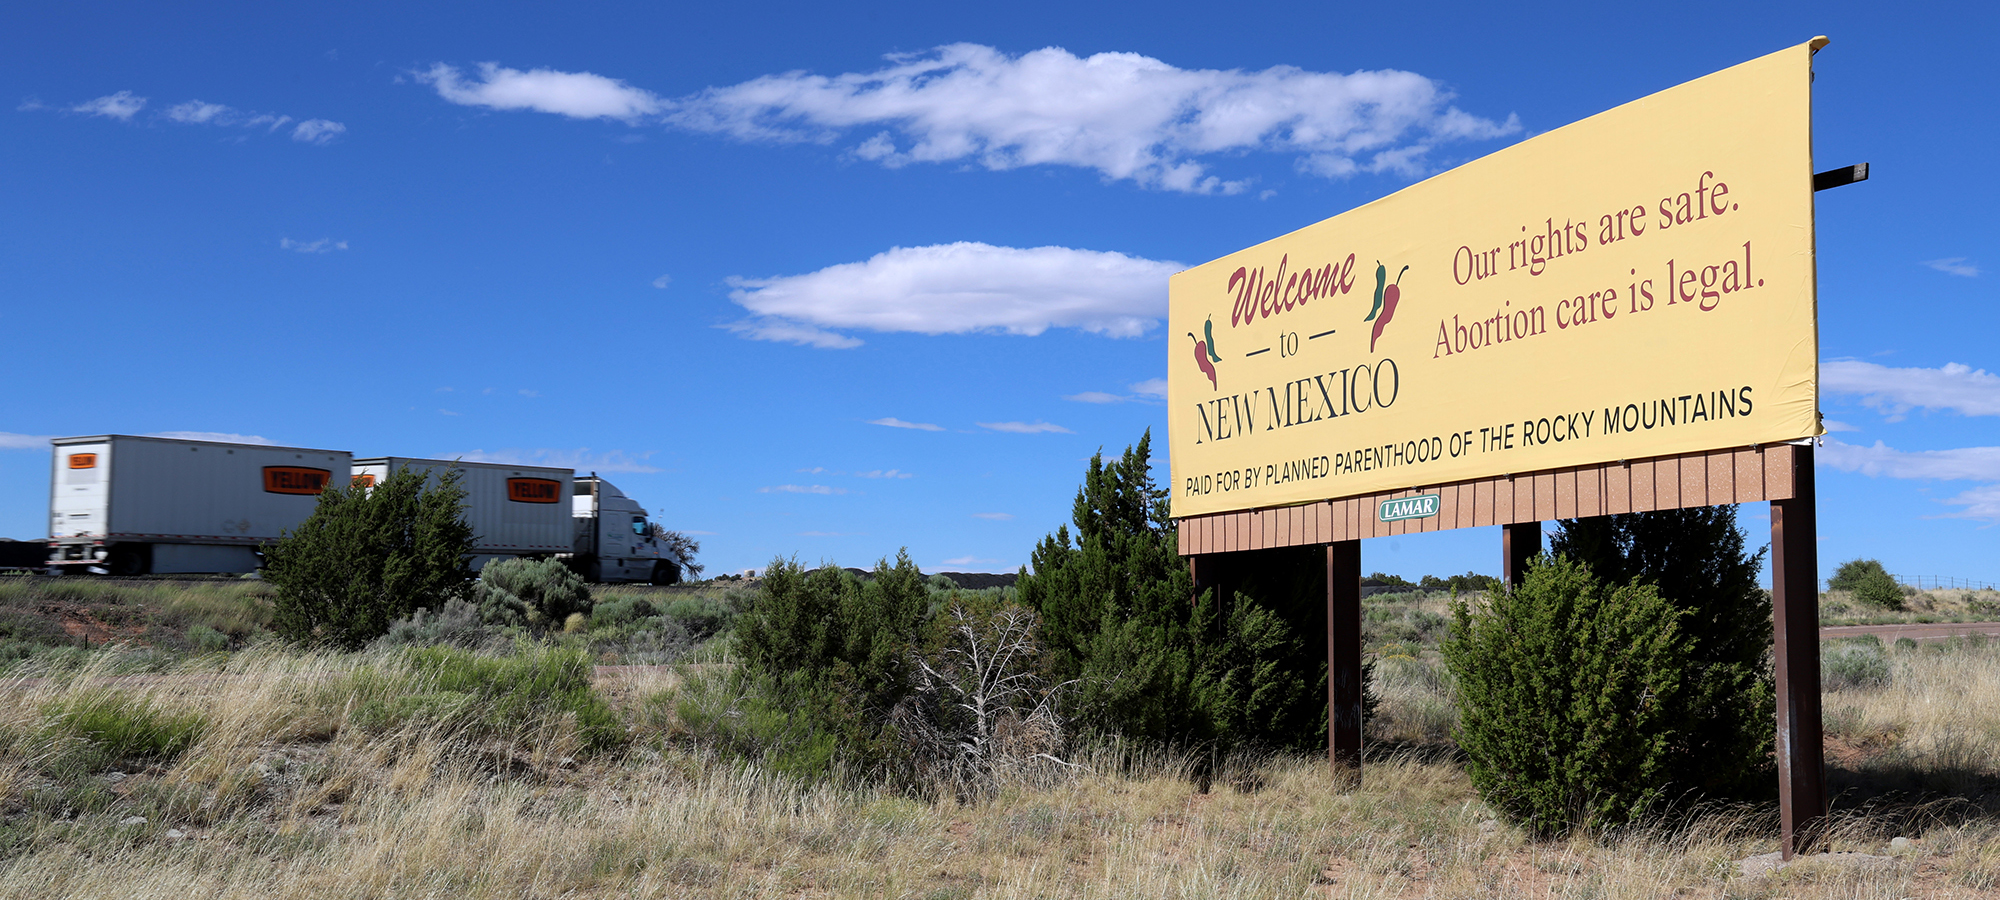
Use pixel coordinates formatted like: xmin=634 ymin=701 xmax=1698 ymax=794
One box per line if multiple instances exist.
xmin=1188 ymin=332 xmax=1217 ymax=388
xmin=1370 ymin=265 xmax=1408 ymax=352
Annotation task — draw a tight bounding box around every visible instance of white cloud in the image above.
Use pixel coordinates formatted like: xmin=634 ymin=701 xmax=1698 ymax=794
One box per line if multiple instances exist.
xmin=291 ymin=119 xmax=346 ymax=144
xmin=722 ymin=317 xmax=865 ymax=349
xmin=1822 ymin=360 xmax=2000 ymax=419
xmin=166 ymin=100 xmax=230 ymax=123
xmin=1818 ymin=439 xmax=2000 ymax=482
xmin=0 ymin=432 xmax=57 ymax=450
xmin=418 ymin=62 xmax=666 ymax=120
xmin=671 ymin=44 xmax=1518 ymax=192
xmin=145 ymin=431 xmax=277 ymax=445
xmin=651 ymin=274 xmax=672 ymax=289
xmin=439 ymin=409 xmax=462 ymax=416
xmin=1820 ymin=438 xmax=2000 ymax=523
xmin=447 ymin=448 xmax=662 ymax=474
xmin=760 ymin=484 xmax=848 ymax=495
xmin=726 ymin=242 xmax=1178 ymax=346
xmin=57 ymin=94 xmax=340 ymax=143
xmin=72 ymin=91 xmax=146 ymax=120
xmin=971 ymin=512 xmax=1014 ymax=520
xmin=791 ymin=466 xmax=912 ymax=478
xmin=1822 ymin=419 xmax=1860 ymax=433
xmin=868 ymin=417 xmax=944 ymax=432
xmin=1067 ymin=378 xmax=1172 ymax=404
xmin=414 ymin=46 xmax=1514 ymax=192
xmin=518 ymin=389 xmax=539 ymax=398
xmin=939 ymin=555 xmax=1003 ymax=568
xmin=1923 ymin=257 xmax=1980 ymax=278
xmin=1941 ymin=484 xmax=2000 ymax=521
xmin=978 ymin=421 xmax=1074 ymax=434
xmin=280 ymin=238 xmax=348 ymax=254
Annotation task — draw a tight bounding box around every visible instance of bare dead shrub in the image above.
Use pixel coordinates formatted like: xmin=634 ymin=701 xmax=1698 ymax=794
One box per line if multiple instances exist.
xmin=895 ymin=599 xmax=1078 ymax=799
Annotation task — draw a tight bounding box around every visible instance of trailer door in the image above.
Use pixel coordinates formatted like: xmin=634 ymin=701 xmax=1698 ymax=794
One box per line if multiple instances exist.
xmin=51 ymin=442 xmax=110 ymax=539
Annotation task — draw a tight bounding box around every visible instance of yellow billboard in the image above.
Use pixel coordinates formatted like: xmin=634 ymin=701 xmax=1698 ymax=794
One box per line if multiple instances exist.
xmin=1168 ymin=40 xmax=1823 ymax=519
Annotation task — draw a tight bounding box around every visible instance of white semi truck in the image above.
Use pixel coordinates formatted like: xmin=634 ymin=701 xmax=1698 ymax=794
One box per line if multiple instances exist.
xmin=354 ymin=458 xmax=687 ymax=585
xmin=44 ymin=435 xmax=684 ymax=583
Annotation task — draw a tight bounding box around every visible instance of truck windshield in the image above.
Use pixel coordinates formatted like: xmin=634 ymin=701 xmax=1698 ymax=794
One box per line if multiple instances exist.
xmin=632 ymin=516 xmax=648 ymax=536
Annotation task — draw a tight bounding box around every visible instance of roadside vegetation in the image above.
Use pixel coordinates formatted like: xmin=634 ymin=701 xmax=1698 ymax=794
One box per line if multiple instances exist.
xmin=0 ymin=581 xmax=1993 ymax=897
xmin=1819 ymin=585 xmax=2000 ymax=626
xmin=1816 ymin=556 xmax=2000 ymax=625
xmin=0 ymin=437 xmax=1996 ymax=896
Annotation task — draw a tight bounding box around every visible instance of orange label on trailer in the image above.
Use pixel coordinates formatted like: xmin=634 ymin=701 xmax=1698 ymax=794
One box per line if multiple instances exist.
xmin=507 ymin=478 xmax=562 ymax=503
xmin=263 ymin=467 xmax=332 ymax=495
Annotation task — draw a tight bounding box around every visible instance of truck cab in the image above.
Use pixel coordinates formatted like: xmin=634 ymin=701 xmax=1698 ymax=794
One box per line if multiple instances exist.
xmin=571 ymin=476 xmax=684 ymax=585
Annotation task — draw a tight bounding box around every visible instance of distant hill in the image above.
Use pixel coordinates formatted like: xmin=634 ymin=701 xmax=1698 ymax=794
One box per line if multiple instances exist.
xmin=934 ymin=571 xmax=1018 ymax=590
xmin=828 ymin=567 xmax=1018 ymax=590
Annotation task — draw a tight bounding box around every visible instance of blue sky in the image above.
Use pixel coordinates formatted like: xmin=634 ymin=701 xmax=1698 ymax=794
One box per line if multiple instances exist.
xmin=3 ymin=1 xmax=1995 ymax=585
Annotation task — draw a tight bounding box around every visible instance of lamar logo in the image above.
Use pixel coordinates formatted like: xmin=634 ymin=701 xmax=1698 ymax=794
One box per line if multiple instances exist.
xmin=1365 ymin=262 xmax=1408 ymax=353
xmin=1186 ymin=316 xmax=1222 ymax=389
xmin=507 ymin=478 xmax=562 ymax=503
xmin=263 ymin=467 xmax=331 ymax=495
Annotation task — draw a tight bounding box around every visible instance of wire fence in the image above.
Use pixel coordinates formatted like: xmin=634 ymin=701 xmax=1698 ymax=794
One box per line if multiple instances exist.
xmin=1892 ymin=575 xmax=1999 ymax=592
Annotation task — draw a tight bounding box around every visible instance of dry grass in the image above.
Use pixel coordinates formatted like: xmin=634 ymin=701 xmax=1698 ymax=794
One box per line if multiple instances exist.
xmin=1822 ymin=636 xmax=2000 ymax=810
xmin=0 ymin=577 xmax=275 ymax=633
xmin=0 ymin=637 xmax=1994 ymax=897
xmin=1819 ymin=586 xmax=2000 ymax=626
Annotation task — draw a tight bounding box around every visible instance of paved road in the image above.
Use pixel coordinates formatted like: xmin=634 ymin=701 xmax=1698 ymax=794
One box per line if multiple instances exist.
xmin=1821 ymin=621 xmax=2000 ymax=643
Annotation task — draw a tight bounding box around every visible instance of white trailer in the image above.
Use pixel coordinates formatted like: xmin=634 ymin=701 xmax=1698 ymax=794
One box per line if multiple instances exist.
xmin=48 ymin=435 xmax=352 ymax=575
xmin=350 ymin=457 xmax=575 ymax=572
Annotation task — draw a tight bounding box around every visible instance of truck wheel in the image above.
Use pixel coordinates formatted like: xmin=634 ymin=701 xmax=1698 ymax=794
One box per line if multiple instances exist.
xmin=649 ymin=562 xmax=680 ymax=586
xmin=107 ymin=545 xmax=149 ymax=577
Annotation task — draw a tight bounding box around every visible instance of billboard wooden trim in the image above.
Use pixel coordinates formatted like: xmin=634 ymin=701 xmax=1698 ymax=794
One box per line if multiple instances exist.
xmin=1177 ymin=444 xmax=1798 ymax=555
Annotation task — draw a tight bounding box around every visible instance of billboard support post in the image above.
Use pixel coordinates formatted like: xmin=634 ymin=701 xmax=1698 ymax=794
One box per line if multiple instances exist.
xmin=1771 ymin=444 xmax=1826 ymax=858
xmin=1189 ymin=554 xmax=1224 ymax=612
xmin=1326 ymin=540 xmax=1363 ymax=783
xmin=1502 ymin=522 xmax=1542 ymax=589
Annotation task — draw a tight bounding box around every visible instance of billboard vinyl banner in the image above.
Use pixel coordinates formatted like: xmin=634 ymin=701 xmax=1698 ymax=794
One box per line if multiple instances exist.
xmin=1168 ymin=40 xmax=1823 ymax=519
